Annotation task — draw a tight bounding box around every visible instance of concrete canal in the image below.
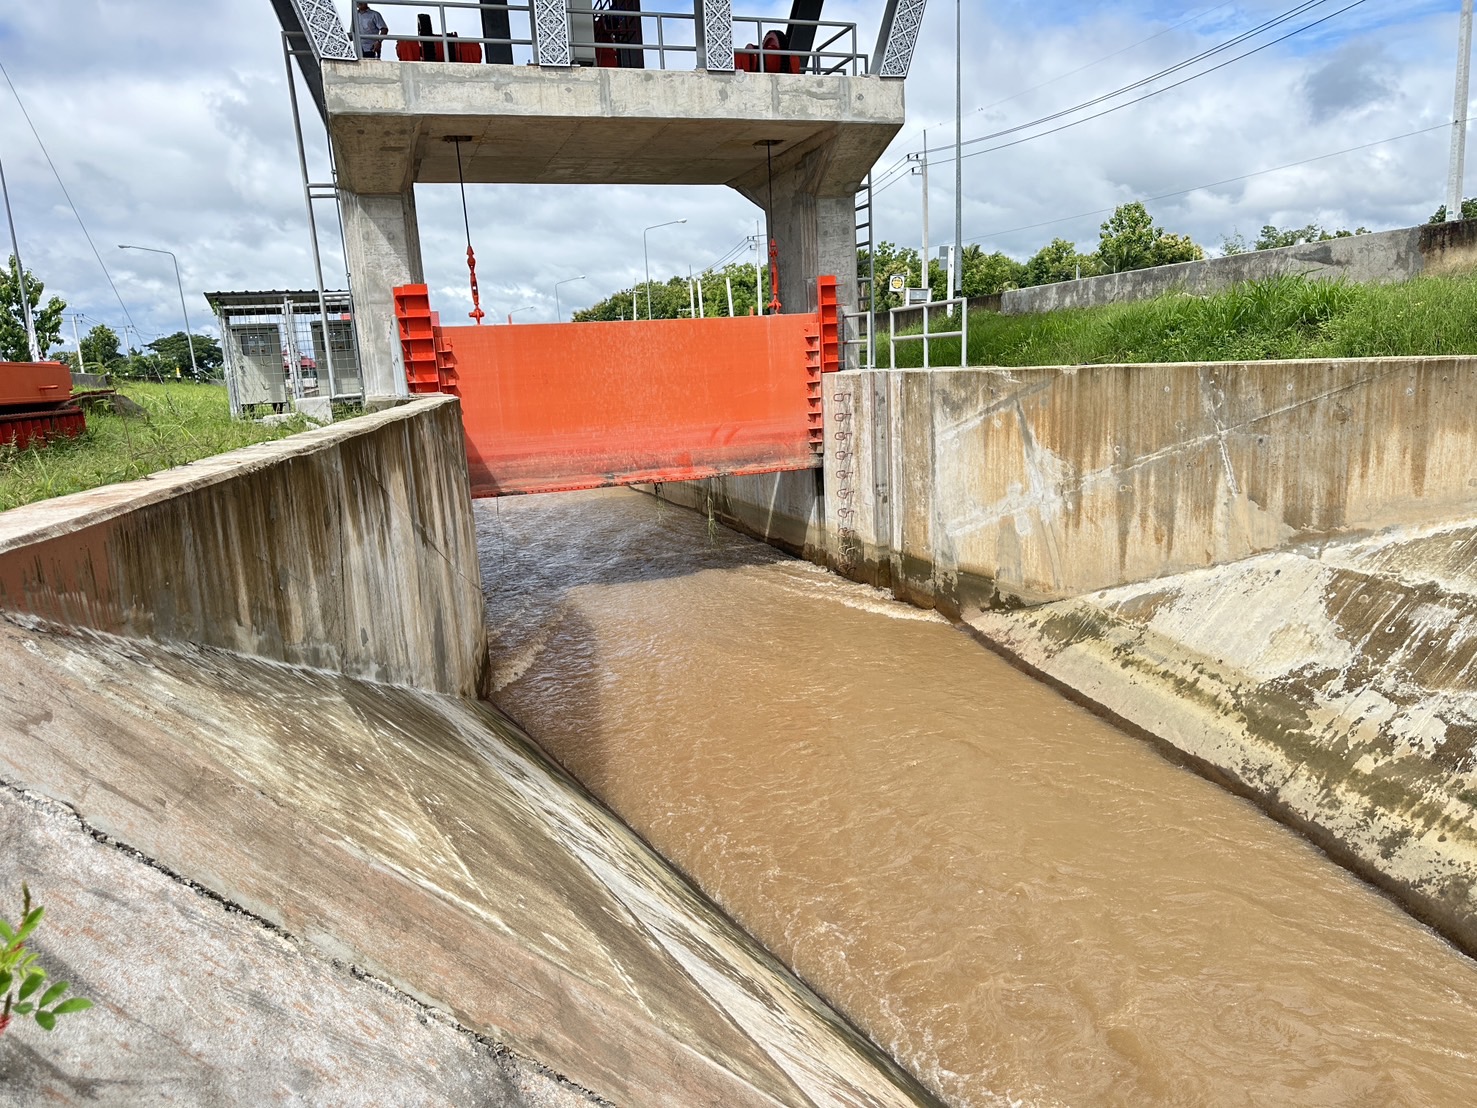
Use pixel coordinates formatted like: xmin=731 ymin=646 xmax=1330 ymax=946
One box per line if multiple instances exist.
xmin=481 ymin=487 xmax=1477 ymax=1108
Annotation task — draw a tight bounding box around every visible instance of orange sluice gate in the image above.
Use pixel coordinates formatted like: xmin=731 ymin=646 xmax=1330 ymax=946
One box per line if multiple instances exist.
xmin=433 ymin=312 xmax=825 ymax=497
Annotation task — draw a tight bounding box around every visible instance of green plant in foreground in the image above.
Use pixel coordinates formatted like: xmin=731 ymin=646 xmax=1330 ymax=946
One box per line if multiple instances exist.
xmin=0 ymin=883 xmax=92 ymax=1035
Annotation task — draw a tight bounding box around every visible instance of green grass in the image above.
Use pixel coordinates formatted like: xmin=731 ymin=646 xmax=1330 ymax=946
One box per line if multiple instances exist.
xmin=0 ymin=382 xmax=313 ymax=513
xmin=882 ymin=272 xmax=1477 ymax=368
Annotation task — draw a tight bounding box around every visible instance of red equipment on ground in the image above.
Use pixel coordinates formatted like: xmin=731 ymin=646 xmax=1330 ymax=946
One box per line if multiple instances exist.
xmin=394 ymin=277 xmax=841 ymax=498
xmin=0 ymin=361 xmax=86 ymax=451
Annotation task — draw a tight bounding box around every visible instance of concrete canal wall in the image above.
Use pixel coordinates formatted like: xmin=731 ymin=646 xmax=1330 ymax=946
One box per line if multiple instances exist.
xmin=0 ymin=396 xmax=486 ymax=698
xmin=656 ymin=355 xmax=1477 ymax=953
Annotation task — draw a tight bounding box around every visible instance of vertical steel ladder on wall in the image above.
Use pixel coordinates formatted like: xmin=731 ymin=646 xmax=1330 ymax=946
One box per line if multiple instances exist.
xmin=851 ymin=174 xmax=876 ymax=370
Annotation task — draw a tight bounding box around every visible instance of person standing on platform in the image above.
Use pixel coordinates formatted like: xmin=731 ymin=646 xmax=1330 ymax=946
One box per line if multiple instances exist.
xmin=355 ymin=2 xmax=389 ymax=59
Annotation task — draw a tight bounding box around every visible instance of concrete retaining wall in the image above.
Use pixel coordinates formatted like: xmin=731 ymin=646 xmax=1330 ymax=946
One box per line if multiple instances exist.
xmin=822 ymin=357 xmax=1477 ymax=614
xmin=999 ymin=219 xmax=1477 ymax=316
xmin=0 ymin=396 xmax=486 ymax=697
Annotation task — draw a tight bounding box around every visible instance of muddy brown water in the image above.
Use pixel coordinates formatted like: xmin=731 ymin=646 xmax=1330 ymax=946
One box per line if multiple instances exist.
xmin=478 ymin=488 xmax=1477 ymax=1108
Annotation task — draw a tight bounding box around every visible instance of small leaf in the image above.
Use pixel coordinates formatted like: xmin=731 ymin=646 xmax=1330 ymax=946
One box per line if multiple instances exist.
xmin=13 ymin=1002 xmax=32 ymax=1015
xmin=34 ymin=1010 xmax=55 ymax=1031
xmin=0 ymin=970 xmax=10 ymax=994
xmin=51 ymin=998 xmax=91 ymax=1016
xmin=17 ymin=973 xmax=44 ymax=1001
xmin=14 ymin=907 xmax=43 ymax=943
xmin=37 ymin=982 xmax=67 ymax=1009
xmin=0 ymin=920 xmax=13 ymax=943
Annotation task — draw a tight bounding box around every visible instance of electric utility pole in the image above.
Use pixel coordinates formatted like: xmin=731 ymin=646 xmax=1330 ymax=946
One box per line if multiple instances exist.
xmin=954 ymin=0 xmax=964 ymax=296
xmin=910 ymin=131 xmax=930 ymax=295
xmin=1449 ymin=0 xmax=1475 ymax=222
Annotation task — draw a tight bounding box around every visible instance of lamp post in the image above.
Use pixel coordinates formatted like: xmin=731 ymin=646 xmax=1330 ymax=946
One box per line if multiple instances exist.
xmin=642 ymin=219 xmax=687 ymax=320
xmin=507 ymin=305 xmax=535 ymax=324
xmin=553 ymin=275 xmax=586 ymax=321
xmin=119 ymin=244 xmax=198 ymax=378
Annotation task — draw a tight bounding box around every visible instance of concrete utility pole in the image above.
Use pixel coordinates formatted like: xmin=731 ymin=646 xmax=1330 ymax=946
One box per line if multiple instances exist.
xmin=754 ymin=221 xmax=764 ymax=315
xmin=71 ymin=314 xmax=83 ymax=367
xmin=1450 ymin=0 xmax=1475 ymax=222
xmin=954 ymin=0 xmax=964 ymax=296
xmin=911 ymin=131 xmax=930 ymax=295
xmin=726 ymin=274 xmax=735 ymax=316
xmin=0 ymin=150 xmax=41 ymax=362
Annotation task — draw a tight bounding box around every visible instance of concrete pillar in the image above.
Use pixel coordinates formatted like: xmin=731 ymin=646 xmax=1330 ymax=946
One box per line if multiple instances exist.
xmin=735 ymin=141 xmax=859 ymax=318
xmin=341 ymin=188 xmax=423 ymax=400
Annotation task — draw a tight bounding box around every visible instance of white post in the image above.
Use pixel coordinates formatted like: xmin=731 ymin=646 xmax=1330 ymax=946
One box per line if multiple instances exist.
xmin=954 ymin=0 xmax=963 ymax=296
xmin=688 ymin=268 xmax=696 ymax=318
xmin=0 ymin=151 xmax=40 ymax=362
xmin=726 ymin=274 xmax=735 ymax=317
xmin=1450 ymin=0 xmax=1475 ymax=221
xmin=919 ymin=131 xmax=930 ymax=294
xmin=697 ymin=273 xmax=705 ymax=318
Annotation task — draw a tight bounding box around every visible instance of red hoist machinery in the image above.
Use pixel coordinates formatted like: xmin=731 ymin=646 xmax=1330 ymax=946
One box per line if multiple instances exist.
xmin=0 ymin=360 xmax=85 ymax=450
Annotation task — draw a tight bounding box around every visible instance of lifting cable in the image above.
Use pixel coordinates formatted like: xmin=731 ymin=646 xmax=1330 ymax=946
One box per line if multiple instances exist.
xmin=448 ymin=136 xmax=485 ymax=324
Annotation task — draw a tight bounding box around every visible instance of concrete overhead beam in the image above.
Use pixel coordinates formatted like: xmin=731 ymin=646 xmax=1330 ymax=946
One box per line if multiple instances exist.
xmin=323 ymin=62 xmax=903 ymax=193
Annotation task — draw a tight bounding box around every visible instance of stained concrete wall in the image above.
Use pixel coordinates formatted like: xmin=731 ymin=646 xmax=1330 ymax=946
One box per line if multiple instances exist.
xmin=820 ymin=357 xmax=1477 ymax=615
xmin=0 ymin=396 xmax=486 ymax=698
xmin=998 ymin=219 xmax=1477 ymax=316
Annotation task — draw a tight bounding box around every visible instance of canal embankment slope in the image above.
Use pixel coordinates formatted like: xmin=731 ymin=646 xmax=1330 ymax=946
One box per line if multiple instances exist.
xmin=0 ymin=397 xmax=936 ymax=1107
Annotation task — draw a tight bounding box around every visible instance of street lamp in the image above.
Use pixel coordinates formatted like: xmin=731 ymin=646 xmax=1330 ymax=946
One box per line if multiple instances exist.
xmin=553 ymin=275 xmax=586 ymax=322
xmin=118 ymin=244 xmax=198 ymax=379
xmin=642 ymin=219 xmax=686 ymax=320
xmin=507 ymin=305 xmax=535 ymax=324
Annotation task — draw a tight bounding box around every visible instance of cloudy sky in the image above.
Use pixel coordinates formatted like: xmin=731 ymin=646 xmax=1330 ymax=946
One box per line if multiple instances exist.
xmin=0 ymin=0 xmax=1465 ymax=346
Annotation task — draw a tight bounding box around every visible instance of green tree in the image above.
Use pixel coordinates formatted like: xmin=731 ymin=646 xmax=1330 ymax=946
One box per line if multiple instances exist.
xmin=1429 ymin=198 xmax=1477 ymax=223
xmin=1097 ymin=202 xmax=1205 ymax=273
xmin=962 ymin=246 xmax=1027 ymax=297
xmin=575 ymin=263 xmax=774 ymax=322
xmin=79 ymin=324 xmax=123 ymax=374
xmin=1022 ymin=238 xmax=1098 ymax=287
xmin=1254 ymin=223 xmax=1370 ymax=250
xmin=859 ymin=241 xmax=922 ymax=311
xmin=0 ymin=256 xmax=65 ymax=362
xmin=147 ymin=332 xmax=222 ymax=379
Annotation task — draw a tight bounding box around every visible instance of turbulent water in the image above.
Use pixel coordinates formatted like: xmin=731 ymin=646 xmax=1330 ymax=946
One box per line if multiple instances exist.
xmin=478 ymin=488 xmax=1477 ymax=1108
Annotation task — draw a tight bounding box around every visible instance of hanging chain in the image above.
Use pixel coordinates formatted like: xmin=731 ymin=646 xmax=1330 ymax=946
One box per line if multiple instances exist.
xmin=452 ymin=138 xmax=485 ymax=325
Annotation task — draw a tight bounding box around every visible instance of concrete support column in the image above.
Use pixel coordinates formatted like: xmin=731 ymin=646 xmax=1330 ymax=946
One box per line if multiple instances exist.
xmin=341 ymin=188 xmax=423 ymax=400
xmin=735 ymin=141 xmax=859 ymax=318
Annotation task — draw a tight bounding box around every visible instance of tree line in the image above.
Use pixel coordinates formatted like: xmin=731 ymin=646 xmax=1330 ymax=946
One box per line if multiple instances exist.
xmin=1 ymin=256 xmax=221 ymax=379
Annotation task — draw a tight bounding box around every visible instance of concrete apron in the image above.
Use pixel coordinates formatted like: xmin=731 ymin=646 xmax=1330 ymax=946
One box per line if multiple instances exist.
xmin=657 ymin=357 xmax=1477 ymax=955
xmin=0 ymin=404 xmax=937 ymax=1107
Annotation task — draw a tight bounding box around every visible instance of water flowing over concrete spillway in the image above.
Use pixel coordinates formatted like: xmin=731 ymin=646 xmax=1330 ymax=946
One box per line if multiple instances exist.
xmin=480 ymin=487 xmax=1477 ymax=1108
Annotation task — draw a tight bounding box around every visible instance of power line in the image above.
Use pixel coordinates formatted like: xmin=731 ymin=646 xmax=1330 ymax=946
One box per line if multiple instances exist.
xmin=918 ymin=0 xmax=1372 ymax=170
xmin=877 ymin=1 xmax=1242 ymax=181
xmin=871 ymin=0 xmax=1366 ymax=199
xmin=0 ymin=55 xmax=139 ymax=334
xmin=961 ymin=122 xmax=1451 ymax=245
xmin=971 ymin=0 xmax=1241 ymax=117
xmin=957 ymin=0 xmax=1360 ymax=154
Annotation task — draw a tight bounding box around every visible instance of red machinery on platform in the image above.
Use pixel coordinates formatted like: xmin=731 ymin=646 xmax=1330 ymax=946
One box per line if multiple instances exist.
xmin=0 ymin=361 xmax=85 ymax=451
xmin=395 ymin=277 xmax=841 ymax=498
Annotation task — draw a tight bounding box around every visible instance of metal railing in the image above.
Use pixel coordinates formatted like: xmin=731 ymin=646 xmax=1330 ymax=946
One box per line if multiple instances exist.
xmin=351 ymin=2 xmax=867 ymax=74
xmin=843 ymin=309 xmax=873 ymax=371
xmin=889 ymin=298 xmax=969 ymax=370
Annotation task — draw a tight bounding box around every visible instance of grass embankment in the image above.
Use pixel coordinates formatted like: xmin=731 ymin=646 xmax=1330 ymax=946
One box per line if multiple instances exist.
xmin=0 ymin=382 xmax=310 ymax=513
xmin=885 ymin=272 xmax=1477 ymax=368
